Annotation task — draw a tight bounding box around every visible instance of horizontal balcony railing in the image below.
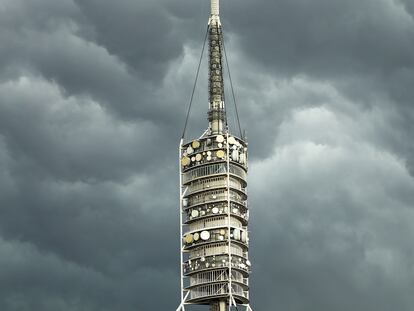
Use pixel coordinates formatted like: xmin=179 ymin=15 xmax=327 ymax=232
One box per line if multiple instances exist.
xmin=183 ymin=254 xmax=251 ymax=276
xmin=185 ymin=202 xmax=249 ymax=224
xmin=186 ymin=176 xmax=246 ymax=195
xmin=189 ymin=242 xmax=245 ymax=259
xmin=188 ymin=215 xmax=242 ymax=232
xmin=188 ymin=283 xmax=248 ymax=302
xmin=183 ymin=163 xmax=247 ymax=185
xmin=186 ymin=190 xmax=246 ymax=208
xmin=183 ymin=229 xmax=249 ymax=250
xmin=188 ymin=269 xmax=248 ymax=287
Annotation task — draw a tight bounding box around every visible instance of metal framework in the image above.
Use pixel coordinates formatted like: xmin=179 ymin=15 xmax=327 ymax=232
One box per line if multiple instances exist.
xmin=177 ymin=1 xmax=254 ymax=311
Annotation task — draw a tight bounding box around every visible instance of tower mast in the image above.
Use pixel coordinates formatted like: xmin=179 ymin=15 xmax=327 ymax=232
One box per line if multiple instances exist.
xmin=176 ymin=1 xmax=253 ymax=311
xmin=208 ymin=0 xmax=226 ymax=135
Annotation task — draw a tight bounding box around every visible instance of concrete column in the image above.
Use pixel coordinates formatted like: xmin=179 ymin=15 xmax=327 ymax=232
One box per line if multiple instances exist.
xmin=210 ymin=300 xmax=228 ymax=311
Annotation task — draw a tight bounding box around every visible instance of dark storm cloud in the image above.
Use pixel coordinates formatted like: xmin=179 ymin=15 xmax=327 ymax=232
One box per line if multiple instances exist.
xmin=0 ymin=0 xmax=413 ymax=310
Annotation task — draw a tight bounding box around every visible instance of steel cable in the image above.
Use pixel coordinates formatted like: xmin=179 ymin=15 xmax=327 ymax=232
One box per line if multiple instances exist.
xmin=222 ymin=34 xmax=243 ymax=138
xmin=182 ymin=26 xmax=210 ymax=139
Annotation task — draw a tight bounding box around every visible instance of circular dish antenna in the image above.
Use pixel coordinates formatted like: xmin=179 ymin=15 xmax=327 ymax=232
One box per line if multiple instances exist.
xmin=194 ymin=232 xmax=200 ymax=241
xmin=195 ymin=154 xmax=202 ymax=161
xmin=200 ymin=231 xmax=210 ymax=241
xmin=187 ymin=146 xmax=194 ymax=154
xmin=216 ymin=150 xmax=225 ymax=159
xmin=228 ymin=137 xmax=237 ymax=145
xmin=185 ymin=234 xmax=194 ymax=244
xmin=181 ymin=157 xmax=190 ymax=166
xmin=192 ymin=140 xmax=201 ymax=149
xmin=191 ymin=210 xmax=199 ymax=218
xmin=216 ymin=135 xmax=224 ymax=143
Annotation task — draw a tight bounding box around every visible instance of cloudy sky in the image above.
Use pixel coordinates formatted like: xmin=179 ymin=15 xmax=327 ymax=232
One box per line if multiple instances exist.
xmin=1 ymin=0 xmax=414 ymax=310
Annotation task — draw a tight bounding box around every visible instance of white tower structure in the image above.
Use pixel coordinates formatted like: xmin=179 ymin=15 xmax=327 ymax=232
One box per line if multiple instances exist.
xmin=177 ymin=1 xmax=253 ymax=311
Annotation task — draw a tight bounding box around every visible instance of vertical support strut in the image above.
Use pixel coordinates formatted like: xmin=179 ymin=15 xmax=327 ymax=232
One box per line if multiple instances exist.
xmin=226 ymin=131 xmax=233 ymax=310
xmin=179 ymin=139 xmax=185 ymax=303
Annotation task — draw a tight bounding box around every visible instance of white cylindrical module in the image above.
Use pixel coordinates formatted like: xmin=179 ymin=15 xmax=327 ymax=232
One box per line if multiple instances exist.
xmin=211 ymin=0 xmax=219 ymax=16
xmin=180 ymin=135 xmax=250 ymax=307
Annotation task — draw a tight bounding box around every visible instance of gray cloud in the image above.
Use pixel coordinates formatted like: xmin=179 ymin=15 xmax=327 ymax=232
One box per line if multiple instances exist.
xmin=0 ymin=0 xmax=413 ymax=310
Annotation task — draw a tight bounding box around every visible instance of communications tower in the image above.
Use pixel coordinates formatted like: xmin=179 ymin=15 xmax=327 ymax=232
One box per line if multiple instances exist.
xmin=177 ymin=1 xmax=253 ymax=311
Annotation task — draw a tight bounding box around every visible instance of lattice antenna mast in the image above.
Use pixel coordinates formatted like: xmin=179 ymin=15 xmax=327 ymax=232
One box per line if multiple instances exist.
xmin=208 ymin=0 xmax=227 ymax=135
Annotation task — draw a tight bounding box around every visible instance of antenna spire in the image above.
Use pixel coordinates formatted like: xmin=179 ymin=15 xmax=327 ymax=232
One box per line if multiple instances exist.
xmin=207 ymin=0 xmax=225 ymax=134
xmin=211 ymin=0 xmax=220 ymax=17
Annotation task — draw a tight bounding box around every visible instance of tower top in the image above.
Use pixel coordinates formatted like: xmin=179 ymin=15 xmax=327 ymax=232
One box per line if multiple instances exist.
xmin=209 ymin=0 xmax=221 ymax=25
xmin=211 ymin=0 xmax=219 ymax=16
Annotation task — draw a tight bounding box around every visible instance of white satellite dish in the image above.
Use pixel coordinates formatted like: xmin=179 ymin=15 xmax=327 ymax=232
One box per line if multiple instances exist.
xmin=216 ymin=135 xmax=224 ymax=143
xmin=200 ymin=231 xmax=210 ymax=241
xmin=228 ymin=136 xmax=237 ymax=145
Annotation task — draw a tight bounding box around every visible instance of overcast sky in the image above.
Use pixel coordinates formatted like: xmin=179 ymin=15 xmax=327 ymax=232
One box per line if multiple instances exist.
xmin=1 ymin=0 xmax=414 ymax=310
